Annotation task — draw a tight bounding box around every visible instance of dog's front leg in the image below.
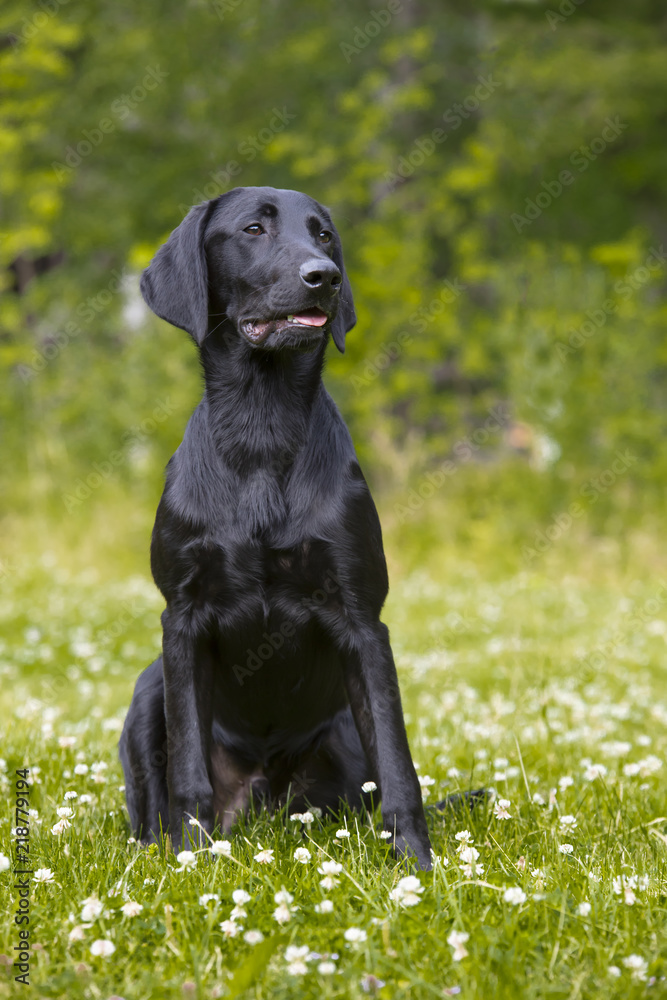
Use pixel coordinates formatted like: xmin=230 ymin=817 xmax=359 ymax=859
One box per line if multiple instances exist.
xmin=161 ymin=610 xmax=214 ymax=852
xmin=342 ymin=623 xmax=433 ymax=870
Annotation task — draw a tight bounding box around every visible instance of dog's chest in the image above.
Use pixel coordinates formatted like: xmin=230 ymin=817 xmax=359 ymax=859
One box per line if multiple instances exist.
xmin=186 ymin=533 xmax=341 ymax=626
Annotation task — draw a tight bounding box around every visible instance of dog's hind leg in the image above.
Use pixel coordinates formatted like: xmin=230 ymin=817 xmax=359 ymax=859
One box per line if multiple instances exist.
xmin=119 ymin=657 xmax=170 ymax=844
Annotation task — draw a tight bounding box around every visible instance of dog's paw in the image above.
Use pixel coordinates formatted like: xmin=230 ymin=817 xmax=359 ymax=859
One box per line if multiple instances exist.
xmin=387 ymin=831 xmax=433 ymax=871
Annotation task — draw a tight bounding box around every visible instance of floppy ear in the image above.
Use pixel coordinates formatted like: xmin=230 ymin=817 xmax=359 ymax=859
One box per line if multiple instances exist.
xmin=330 ymin=250 xmax=356 ymax=354
xmin=140 ymin=200 xmax=217 ymax=345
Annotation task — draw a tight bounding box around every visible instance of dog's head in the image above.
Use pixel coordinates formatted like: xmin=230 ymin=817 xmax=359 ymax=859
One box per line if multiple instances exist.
xmin=140 ymin=186 xmax=356 ymax=354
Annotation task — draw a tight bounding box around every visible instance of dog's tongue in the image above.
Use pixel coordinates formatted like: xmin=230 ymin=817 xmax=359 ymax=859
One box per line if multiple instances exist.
xmin=289 ymin=308 xmax=328 ymax=327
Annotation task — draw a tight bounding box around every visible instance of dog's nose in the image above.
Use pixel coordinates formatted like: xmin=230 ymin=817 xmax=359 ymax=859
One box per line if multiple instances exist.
xmin=299 ymin=259 xmax=342 ymax=291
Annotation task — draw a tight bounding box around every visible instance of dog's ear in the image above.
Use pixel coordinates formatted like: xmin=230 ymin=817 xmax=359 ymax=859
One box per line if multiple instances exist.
xmin=140 ymin=201 xmax=217 ymax=345
xmin=330 ymin=242 xmax=356 ymax=354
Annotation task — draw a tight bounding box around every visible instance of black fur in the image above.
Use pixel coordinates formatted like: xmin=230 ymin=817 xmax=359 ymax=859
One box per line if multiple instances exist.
xmin=119 ymin=186 xmax=433 ymax=868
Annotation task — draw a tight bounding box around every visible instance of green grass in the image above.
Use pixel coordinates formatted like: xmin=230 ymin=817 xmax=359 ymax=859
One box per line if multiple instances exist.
xmin=0 ymin=508 xmax=666 ymax=999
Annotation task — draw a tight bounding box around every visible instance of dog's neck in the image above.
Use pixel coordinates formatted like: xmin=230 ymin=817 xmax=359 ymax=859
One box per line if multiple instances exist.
xmin=199 ymin=324 xmax=327 ymax=474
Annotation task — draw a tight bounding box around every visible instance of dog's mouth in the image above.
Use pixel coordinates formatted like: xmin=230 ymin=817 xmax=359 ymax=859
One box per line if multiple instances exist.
xmin=241 ymin=308 xmax=329 ymax=344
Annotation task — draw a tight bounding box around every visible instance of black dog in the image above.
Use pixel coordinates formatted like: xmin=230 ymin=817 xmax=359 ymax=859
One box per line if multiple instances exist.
xmin=119 ymin=186 xmax=433 ymax=869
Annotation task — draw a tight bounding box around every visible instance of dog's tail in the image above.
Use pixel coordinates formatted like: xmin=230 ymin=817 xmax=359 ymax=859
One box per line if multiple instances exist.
xmin=428 ymin=787 xmax=491 ymax=815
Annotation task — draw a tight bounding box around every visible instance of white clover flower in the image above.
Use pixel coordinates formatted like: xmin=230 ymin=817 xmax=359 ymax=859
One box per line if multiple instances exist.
xmin=243 ymin=930 xmax=264 ymax=945
xmin=285 ymin=945 xmax=310 ymax=963
xmin=58 ymin=736 xmax=77 ymax=749
xmin=344 ymin=927 xmax=367 ymax=943
xmin=274 ymin=889 xmax=293 ymax=905
xmin=559 ymin=814 xmax=578 ymax=830
xmin=220 ymin=919 xmax=240 ymax=938
xmin=210 ymin=840 xmax=232 ymax=857
xmin=299 ymin=811 xmax=315 ymax=825
xmin=318 ymin=860 xmax=343 ymax=876
xmin=493 ymin=798 xmax=512 ymax=820
xmin=315 ymin=899 xmax=334 ymax=913
xmin=79 ymin=794 xmax=93 ymax=804
xmin=176 ymin=850 xmax=197 ymax=869
xmin=253 ymin=848 xmax=274 ymax=864
xmin=81 ymin=896 xmax=103 ymax=922
xmin=608 ymin=965 xmax=621 ymax=978
xmin=459 ymin=844 xmax=484 ymax=877
xmin=51 ymin=818 xmax=71 ymax=835
xmin=290 ymin=812 xmax=304 ymax=822
xmin=199 ymin=893 xmax=219 ymax=906
xmin=335 ymin=829 xmax=351 ymax=839
xmin=612 ymin=874 xmax=647 ymax=905
xmin=532 ymin=792 xmax=546 ymax=806
xmin=90 ymin=939 xmax=115 ymax=957
xmin=33 ymin=868 xmax=55 ymax=883
xmin=64 ymin=791 xmax=78 ymax=800
xmin=582 ymin=763 xmax=607 ymax=781
xmin=232 ymin=889 xmax=251 ymax=905
xmin=623 ymin=762 xmax=641 ymax=777
xmin=558 ymin=776 xmax=574 ymax=791
xmin=57 ymin=806 xmax=74 ymax=819
xmin=454 ymin=830 xmax=473 ymax=847
xmin=68 ymin=925 xmax=86 ymax=942
xmin=74 ymin=763 xmax=89 ymax=776
xmin=121 ymin=900 xmax=143 ymax=917
xmin=638 ymin=755 xmax=662 ymax=776
xmin=230 ymin=905 xmax=247 ymax=920
xmin=286 ymin=960 xmax=308 ymax=975
xmin=418 ymin=775 xmax=435 ymax=787
xmin=622 ymin=954 xmax=648 ymax=981
xmin=273 ymin=903 xmax=292 ymax=924
xmin=389 ymin=874 xmax=423 ymax=907
xmin=577 ymin=901 xmax=591 ymax=916
xmin=447 ymin=929 xmax=469 ymax=961
xmin=378 ymin=830 xmax=392 ymax=840
xmin=361 ymin=781 xmax=377 ymax=793
xmin=294 ymin=847 xmax=311 ymax=863
xmin=503 ymin=887 xmax=526 ymax=906
xmin=559 ymin=844 xmax=574 ymax=855
xmin=318 ymin=960 xmax=336 ymax=974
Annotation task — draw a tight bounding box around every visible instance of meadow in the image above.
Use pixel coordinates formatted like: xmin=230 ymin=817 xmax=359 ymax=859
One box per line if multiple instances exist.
xmin=1 ymin=503 xmax=665 ymax=999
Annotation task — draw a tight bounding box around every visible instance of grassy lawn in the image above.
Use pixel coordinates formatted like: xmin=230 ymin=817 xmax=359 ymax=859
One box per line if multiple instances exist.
xmin=0 ymin=508 xmax=666 ymax=998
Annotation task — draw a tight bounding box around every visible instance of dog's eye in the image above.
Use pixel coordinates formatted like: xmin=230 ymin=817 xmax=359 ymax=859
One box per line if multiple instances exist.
xmin=243 ymin=224 xmax=265 ymax=235
xmin=318 ymin=230 xmax=332 ymax=244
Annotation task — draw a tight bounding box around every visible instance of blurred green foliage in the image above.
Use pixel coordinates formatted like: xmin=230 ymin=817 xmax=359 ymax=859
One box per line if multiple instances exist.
xmin=1 ymin=0 xmax=666 ymax=535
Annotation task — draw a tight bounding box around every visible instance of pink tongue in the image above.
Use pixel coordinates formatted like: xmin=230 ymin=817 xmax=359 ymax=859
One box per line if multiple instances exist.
xmin=291 ymin=309 xmax=327 ymax=327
